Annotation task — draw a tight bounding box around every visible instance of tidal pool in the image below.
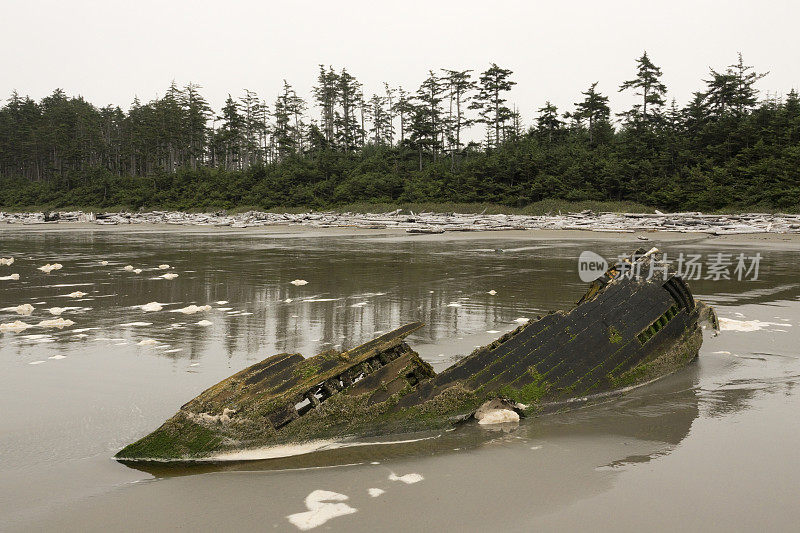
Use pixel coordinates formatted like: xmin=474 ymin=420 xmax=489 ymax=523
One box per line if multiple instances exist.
xmin=1 ymin=226 xmax=798 ymax=531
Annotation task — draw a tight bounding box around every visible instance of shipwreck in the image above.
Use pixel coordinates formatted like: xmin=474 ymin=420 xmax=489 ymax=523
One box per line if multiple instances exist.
xmin=117 ymin=248 xmax=716 ymax=461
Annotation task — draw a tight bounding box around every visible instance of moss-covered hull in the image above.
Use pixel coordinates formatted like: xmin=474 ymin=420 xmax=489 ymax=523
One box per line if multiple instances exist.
xmin=116 ymin=249 xmax=711 ymax=461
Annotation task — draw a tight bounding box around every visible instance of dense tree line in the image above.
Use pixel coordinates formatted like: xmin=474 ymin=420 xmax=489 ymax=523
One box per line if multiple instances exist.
xmin=1 ymin=53 xmax=798 ymax=211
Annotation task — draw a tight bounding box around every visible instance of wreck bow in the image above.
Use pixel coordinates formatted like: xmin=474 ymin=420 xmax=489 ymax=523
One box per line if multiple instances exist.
xmin=117 ymin=249 xmax=711 ymax=461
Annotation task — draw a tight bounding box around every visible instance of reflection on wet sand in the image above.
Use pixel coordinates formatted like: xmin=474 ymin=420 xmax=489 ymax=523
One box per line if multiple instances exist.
xmin=2 ymin=227 xmax=800 ymax=532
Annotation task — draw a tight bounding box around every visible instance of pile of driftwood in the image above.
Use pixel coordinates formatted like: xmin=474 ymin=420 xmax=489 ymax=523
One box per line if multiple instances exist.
xmin=2 ymin=209 xmax=799 ymax=235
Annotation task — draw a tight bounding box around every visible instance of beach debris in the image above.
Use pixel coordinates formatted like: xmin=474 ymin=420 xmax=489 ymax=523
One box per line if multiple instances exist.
xmin=37 ymin=318 xmax=75 ymax=328
xmin=0 ymin=257 xmax=13 ymax=265
xmin=2 ymin=209 xmax=800 ymax=235
xmin=137 ymin=339 xmax=159 ymax=346
xmin=0 ymin=273 xmax=20 ymax=281
xmin=123 ymin=265 xmax=134 ymax=271
xmin=290 ymin=279 xmax=309 ymax=286
xmin=367 ymin=488 xmax=385 ymax=497
xmin=2 ymin=304 xmax=34 ymax=315
xmin=0 ymin=320 xmax=32 ymax=332
xmin=389 ymin=472 xmax=424 ymax=484
xmin=196 ymin=320 xmax=213 ymax=327
xmin=66 ymin=291 xmax=87 ymax=298
xmin=287 ymin=490 xmax=357 ymax=531
xmin=38 ymin=263 xmax=62 ymax=273
xmin=158 ymin=264 xmax=170 ymax=269
xmin=173 ymin=304 xmax=211 ymax=314
xmin=160 ymin=273 xmax=179 ymax=280
xmin=140 ymin=302 xmax=164 ymax=312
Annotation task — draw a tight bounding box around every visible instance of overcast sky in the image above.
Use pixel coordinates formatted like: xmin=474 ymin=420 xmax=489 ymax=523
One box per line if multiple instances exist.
xmin=2 ymin=0 xmax=798 ymax=125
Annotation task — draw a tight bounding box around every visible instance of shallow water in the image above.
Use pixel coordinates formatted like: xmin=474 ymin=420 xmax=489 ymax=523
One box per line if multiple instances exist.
xmin=1 ymin=226 xmax=799 ymax=532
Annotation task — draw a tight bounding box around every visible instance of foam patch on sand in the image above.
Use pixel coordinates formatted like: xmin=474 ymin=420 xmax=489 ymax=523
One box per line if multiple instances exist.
xmin=514 ymin=317 xmax=530 ymax=324
xmin=38 ymin=263 xmax=63 ymax=273
xmin=37 ymin=318 xmax=75 ymax=328
xmin=137 ymin=339 xmax=159 ymax=346
xmin=173 ymin=305 xmax=211 ymax=314
xmin=0 ymin=274 xmax=20 ymax=281
xmin=388 ymin=472 xmax=424 ymax=484
xmin=287 ymin=490 xmax=357 ymax=531
xmin=0 ymin=321 xmax=32 ymax=332
xmin=367 ymin=488 xmax=385 ymax=497
xmin=140 ymin=302 xmax=164 ymax=312
xmin=2 ymin=304 xmax=34 ymax=315
xmin=718 ymin=318 xmax=793 ymax=332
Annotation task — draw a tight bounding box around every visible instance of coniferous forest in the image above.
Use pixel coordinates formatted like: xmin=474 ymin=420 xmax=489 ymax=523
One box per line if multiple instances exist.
xmin=1 ymin=52 xmax=798 ymax=212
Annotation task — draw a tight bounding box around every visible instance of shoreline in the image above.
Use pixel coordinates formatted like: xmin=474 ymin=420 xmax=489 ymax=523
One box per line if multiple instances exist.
xmin=2 ymin=219 xmax=799 ymax=246
xmin=2 ymin=209 xmax=800 ymax=237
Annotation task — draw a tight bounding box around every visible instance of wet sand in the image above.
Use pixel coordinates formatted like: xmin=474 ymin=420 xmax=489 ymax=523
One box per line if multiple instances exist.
xmin=1 ymin=225 xmax=799 ymax=531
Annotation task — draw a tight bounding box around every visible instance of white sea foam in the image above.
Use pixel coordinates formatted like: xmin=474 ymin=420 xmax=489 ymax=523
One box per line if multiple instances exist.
xmin=1 ymin=321 xmax=33 ymax=332
xmin=388 ymin=472 xmax=424 ymax=484
xmin=216 ymin=301 xmax=228 ymax=305
xmin=49 ymin=354 xmax=66 ymax=360
xmin=120 ymin=322 xmax=153 ymax=327
xmin=160 ymin=273 xmax=178 ymax=280
xmin=140 ymin=302 xmax=164 ymax=312
xmin=287 ymin=490 xmax=357 ymax=531
xmin=66 ymin=291 xmax=87 ymax=298
xmin=0 ymin=273 xmax=20 ymax=281
xmin=514 ymin=317 xmax=530 ymax=324
xmin=123 ymin=265 xmax=134 ymax=271
xmin=173 ymin=304 xmax=211 ymax=314
xmin=158 ymin=264 xmax=170 ymax=270
xmin=367 ymin=488 xmax=385 ymax=498
xmin=196 ymin=320 xmax=213 ymax=327
xmin=290 ymin=279 xmax=309 ymax=286
xmin=487 ymin=290 xmax=497 ymax=295
xmin=37 ymin=318 xmax=75 ymax=328
xmin=718 ymin=318 xmax=793 ymax=332
xmin=0 ymin=257 xmax=14 ymax=266
xmin=29 ymin=360 xmax=46 ymax=365
xmin=137 ymin=339 xmax=158 ymax=346
xmin=2 ymin=304 xmax=34 ymax=316
xmin=38 ymin=263 xmax=63 ymax=273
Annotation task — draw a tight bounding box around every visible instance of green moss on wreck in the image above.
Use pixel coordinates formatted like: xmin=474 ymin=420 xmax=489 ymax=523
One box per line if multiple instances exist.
xmin=608 ymin=326 xmax=623 ymax=344
xmin=116 ymin=417 xmax=224 ymax=459
xmin=609 ymin=327 xmax=702 ymax=389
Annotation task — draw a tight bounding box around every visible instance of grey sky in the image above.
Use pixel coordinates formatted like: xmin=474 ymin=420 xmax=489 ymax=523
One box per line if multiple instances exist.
xmin=2 ymin=0 xmax=798 ymax=128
